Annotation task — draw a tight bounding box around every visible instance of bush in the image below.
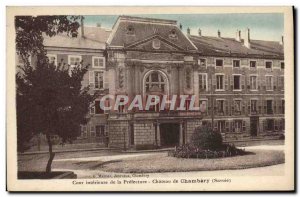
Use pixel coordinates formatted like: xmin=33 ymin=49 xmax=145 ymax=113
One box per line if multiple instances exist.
xmin=190 ymin=126 xmax=223 ymax=151
xmin=169 ymin=126 xmax=247 ymax=159
xmin=169 ymin=143 xmax=247 ymax=159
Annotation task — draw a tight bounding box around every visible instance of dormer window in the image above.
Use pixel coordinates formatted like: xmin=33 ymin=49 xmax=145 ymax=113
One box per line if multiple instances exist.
xmin=126 ymin=25 xmax=134 ymax=35
xmin=169 ymin=29 xmax=178 ymax=39
xmin=152 ymin=39 xmax=161 ymax=49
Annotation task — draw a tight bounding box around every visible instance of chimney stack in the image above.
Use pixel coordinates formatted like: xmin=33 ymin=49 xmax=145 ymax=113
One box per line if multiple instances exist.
xmin=187 ymin=27 xmax=190 ymax=35
xmin=198 ymin=28 xmax=202 ymax=36
xmin=280 ymin=36 xmax=284 ymax=45
xmin=179 ymin=23 xmax=182 ymax=30
xmin=96 ymin=23 xmax=101 ymax=27
xmin=235 ymin=30 xmax=241 ymax=42
xmin=244 ymin=28 xmax=251 ymax=48
xmin=217 ymin=30 xmax=221 ymax=38
xmin=81 ymin=16 xmax=85 ymax=38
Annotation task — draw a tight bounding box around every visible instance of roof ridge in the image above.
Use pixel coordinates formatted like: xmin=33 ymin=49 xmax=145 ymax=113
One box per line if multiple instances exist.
xmin=118 ymin=15 xmax=177 ymax=25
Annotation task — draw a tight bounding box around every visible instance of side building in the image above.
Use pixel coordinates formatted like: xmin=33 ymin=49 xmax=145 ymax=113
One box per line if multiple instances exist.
xmin=189 ymin=28 xmax=285 ymax=142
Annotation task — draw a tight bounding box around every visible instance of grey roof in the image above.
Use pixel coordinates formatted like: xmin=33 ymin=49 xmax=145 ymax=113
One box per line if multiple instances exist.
xmin=189 ymin=35 xmax=284 ymax=59
xmin=108 ymin=16 xmax=197 ymax=51
xmin=43 ymin=26 xmax=111 ymax=50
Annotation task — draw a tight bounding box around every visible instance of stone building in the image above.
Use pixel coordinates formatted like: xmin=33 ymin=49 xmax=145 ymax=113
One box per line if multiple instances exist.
xmin=17 ymin=15 xmax=285 ymax=149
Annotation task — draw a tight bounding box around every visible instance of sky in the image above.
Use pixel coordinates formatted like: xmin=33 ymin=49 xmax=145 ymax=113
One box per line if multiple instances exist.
xmin=84 ymin=13 xmax=284 ymax=42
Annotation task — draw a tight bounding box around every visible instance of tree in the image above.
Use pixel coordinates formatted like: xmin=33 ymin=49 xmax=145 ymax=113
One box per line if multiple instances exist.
xmin=15 ymin=16 xmax=96 ymax=173
xmin=15 ymin=15 xmax=80 ymax=63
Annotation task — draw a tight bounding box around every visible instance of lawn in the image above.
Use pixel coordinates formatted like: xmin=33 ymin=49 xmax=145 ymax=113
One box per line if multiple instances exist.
xmin=98 ymin=150 xmax=284 ymax=173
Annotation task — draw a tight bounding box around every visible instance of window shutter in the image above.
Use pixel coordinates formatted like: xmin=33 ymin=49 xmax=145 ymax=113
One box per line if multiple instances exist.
xmin=230 ymin=75 xmax=233 ymax=90
xmin=225 ymin=121 xmax=229 ymax=133
xmin=225 ymin=100 xmax=228 ymax=115
xmin=264 ymin=100 xmax=267 ymax=114
xmin=208 ymin=76 xmax=211 ymax=92
xmin=225 ymin=75 xmax=228 ymax=90
xmin=257 ymin=76 xmax=260 ymax=90
xmin=89 ymin=71 xmax=95 ymax=88
xmin=242 ymin=121 xmax=246 ymax=132
xmin=273 ymin=76 xmax=277 ymax=90
xmin=241 ymin=75 xmax=245 ymax=89
xmin=103 ymin=71 xmax=109 ymax=89
xmin=212 ymin=75 xmax=216 ymax=88
xmin=248 ymin=100 xmax=251 ymax=113
xmin=214 ymin=121 xmax=218 ymax=131
xmin=231 ymin=121 xmax=235 ymax=132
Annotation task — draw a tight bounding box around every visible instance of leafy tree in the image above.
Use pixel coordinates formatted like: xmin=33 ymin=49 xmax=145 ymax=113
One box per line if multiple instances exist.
xmin=15 ymin=15 xmax=80 ymax=64
xmin=15 ymin=16 xmax=96 ymax=173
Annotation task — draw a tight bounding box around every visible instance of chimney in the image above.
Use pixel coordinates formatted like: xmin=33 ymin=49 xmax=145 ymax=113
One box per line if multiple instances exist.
xmin=96 ymin=23 xmax=101 ymax=27
xmin=280 ymin=36 xmax=284 ymax=45
xmin=235 ymin=30 xmax=241 ymax=42
xmin=187 ymin=27 xmax=190 ymax=35
xmin=198 ymin=28 xmax=202 ymax=36
xmin=81 ymin=16 xmax=85 ymax=38
xmin=217 ymin=30 xmax=221 ymax=38
xmin=244 ymin=28 xmax=251 ymax=48
xmin=179 ymin=23 xmax=182 ymax=30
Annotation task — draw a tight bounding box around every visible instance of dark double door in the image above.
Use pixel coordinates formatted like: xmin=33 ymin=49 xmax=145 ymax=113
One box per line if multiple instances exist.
xmin=250 ymin=116 xmax=259 ymax=137
xmin=160 ymin=123 xmax=180 ymax=147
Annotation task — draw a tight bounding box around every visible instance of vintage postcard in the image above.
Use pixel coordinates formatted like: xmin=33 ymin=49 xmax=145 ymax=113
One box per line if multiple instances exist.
xmin=6 ymin=6 xmax=294 ymax=191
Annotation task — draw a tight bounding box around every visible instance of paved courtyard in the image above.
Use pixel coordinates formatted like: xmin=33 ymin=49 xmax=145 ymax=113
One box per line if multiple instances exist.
xmin=50 ymin=145 xmax=285 ymax=178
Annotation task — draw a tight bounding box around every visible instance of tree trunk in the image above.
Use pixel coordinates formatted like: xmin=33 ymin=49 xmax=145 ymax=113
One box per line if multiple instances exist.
xmin=46 ymin=134 xmax=55 ymax=173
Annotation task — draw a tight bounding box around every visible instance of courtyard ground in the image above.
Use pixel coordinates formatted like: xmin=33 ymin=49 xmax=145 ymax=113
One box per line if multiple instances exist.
xmin=18 ymin=143 xmax=285 ymax=178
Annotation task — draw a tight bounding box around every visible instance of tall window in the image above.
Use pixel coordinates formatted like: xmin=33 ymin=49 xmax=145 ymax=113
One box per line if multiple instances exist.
xmin=266 ymin=100 xmax=273 ymax=114
xmin=217 ymin=121 xmax=225 ymax=133
xmin=199 ymin=99 xmax=208 ymax=113
xmin=199 ymin=74 xmax=207 ymax=91
xmin=250 ymin=76 xmax=257 ymax=90
xmin=233 ymin=75 xmax=241 ymax=90
xmin=93 ymin=57 xmax=105 ymax=68
xmin=145 ymin=71 xmax=166 ymax=93
xmin=234 ymin=120 xmax=243 ymax=132
xmin=233 ymin=60 xmax=240 ymax=68
xmin=216 ymin=100 xmax=225 ymax=114
xmin=281 ymin=62 xmax=284 ymax=70
xmin=279 ymin=76 xmax=284 ymax=90
xmin=265 ymin=61 xmax=272 ymax=70
xmin=266 ymin=119 xmax=274 ymax=131
xmin=216 ymin=75 xmax=224 ymax=90
xmin=95 ymin=125 xmax=105 ymax=137
xmin=47 ymin=54 xmax=57 ymax=66
xmin=251 ymin=100 xmax=257 ymax=113
xmin=250 ymin=60 xmax=256 ymax=68
xmin=68 ymin=55 xmax=81 ymax=75
xmin=216 ymin=59 xmax=223 ymax=67
xmin=266 ymin=76 xmax=273 ymax=91
xmin=94 ymin=71 xmax=104 ymax=89
xmin=233 ymin=100 xmax=242 ymax=113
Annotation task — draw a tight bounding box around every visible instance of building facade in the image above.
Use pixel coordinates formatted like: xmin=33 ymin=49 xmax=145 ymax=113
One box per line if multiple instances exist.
xmin=18 ymin=16 xmax=285 ymax=149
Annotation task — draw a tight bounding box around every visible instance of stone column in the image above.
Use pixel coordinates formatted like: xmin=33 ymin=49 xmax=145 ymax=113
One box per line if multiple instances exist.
xmin=157 ymin=123 xmax=161 ymax=147
xmin=179 ymin=122 xmax=183 ymax=145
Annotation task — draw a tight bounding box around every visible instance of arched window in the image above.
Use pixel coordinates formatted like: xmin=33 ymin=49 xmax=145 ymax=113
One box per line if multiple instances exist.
xmin=145 ymin=71 xmax=166 ymax=93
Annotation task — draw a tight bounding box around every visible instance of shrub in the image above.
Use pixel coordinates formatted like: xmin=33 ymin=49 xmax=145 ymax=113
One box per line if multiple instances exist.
xmin=169 ymin=126 xmax=248 ymax=159
xmin=169 ymin=143 xmax=247 ymax=159
xmin=190 ymin=126 xmax=223 ymax=151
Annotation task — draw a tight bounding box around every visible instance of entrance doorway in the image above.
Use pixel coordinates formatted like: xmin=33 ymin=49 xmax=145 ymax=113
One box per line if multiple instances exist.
xmin=250 ymin=116 xmax=259 ymax=137
xmin=160 ymin=123 xmax=180 ymax=147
